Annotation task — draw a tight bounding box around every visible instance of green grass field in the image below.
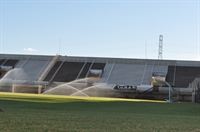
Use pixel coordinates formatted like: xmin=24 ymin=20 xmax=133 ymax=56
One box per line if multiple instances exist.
xmin=0 ymin=92 xmax=199 ymax=132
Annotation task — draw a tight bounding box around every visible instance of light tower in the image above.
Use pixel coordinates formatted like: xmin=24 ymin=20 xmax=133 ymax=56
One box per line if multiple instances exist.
xmin=158 ymin=35 xmax=163 ymax=60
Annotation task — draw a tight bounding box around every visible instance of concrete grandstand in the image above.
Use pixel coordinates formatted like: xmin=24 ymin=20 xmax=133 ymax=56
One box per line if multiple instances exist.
xmin=0 ymin=54 xmax=200 ymax=103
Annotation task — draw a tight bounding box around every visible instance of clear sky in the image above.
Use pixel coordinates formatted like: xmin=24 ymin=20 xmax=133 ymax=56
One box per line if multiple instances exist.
xmin=0 ymin=0 xmax=199 ymax=61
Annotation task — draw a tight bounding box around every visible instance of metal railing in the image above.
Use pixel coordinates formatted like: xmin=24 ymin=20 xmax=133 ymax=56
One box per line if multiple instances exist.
xmin=38 ymin=55 xmax=60 ymax=81
xmin=106 ymin=61 xmax=116 ymax=83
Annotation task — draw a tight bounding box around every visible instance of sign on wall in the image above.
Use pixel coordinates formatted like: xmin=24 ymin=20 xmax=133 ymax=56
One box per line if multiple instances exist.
xmin=152 ymin=72 xmax=166 ymax=77
xmin=0 ymin=65 xmax=13 ymax=71
xmin=114 ymin=85 xmax=137 ymax=90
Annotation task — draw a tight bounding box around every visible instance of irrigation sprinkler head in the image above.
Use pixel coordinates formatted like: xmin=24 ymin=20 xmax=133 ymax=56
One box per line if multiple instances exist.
xmin=0 ymin=108 xmax=4 ymax=112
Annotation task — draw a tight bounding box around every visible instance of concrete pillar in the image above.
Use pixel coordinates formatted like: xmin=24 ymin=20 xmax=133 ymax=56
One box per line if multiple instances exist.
xmin=38 ymin=85 xmax=42 ymax=94
xmin=192 ymin=92 xmax=195 ymax=103
xmin=12 ymin=84 xmax=15 ymax=93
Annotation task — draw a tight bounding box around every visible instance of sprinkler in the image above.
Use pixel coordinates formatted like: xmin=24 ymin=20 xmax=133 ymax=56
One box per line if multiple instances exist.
xmin=0 ymin=108 xmax=4 ymax=112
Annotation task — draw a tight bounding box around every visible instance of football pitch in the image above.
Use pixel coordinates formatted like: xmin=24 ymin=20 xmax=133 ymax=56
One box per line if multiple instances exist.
xmin=0 ymin=92 xmax=199 ymax=132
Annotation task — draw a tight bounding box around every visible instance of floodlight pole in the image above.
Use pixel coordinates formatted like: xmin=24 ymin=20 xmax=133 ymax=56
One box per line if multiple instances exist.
xmin=158 ymin=35 xmax=163 ymax=60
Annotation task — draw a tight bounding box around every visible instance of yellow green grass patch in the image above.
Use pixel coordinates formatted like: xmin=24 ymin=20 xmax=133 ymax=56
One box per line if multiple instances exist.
xmin=0 ymin=92 xmax=165 ymax=103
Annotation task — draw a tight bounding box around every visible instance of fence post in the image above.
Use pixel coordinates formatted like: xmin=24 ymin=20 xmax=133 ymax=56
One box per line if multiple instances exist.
xmin=198 ymin=82 xmax=200 ymax=103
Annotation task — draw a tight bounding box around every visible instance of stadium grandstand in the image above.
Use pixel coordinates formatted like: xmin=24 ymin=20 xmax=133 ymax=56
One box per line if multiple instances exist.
xmin=0 ymin=54 xmax=200 ymax=103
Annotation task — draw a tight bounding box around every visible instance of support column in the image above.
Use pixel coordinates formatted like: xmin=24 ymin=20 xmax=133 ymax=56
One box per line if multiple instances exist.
xmin=12 ymin=84 xmax=15 ymax=93
xmin=38 ymin=85 xmax=42 ymax=94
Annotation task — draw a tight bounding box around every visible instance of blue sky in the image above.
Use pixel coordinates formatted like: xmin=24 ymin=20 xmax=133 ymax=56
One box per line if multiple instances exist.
xmin=0 ymin=0 xmax=199 ymax=61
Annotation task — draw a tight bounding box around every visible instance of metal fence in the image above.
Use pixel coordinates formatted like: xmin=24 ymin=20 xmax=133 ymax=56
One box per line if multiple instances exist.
xmin=195 ymin=82 xmax=200 ymax=103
